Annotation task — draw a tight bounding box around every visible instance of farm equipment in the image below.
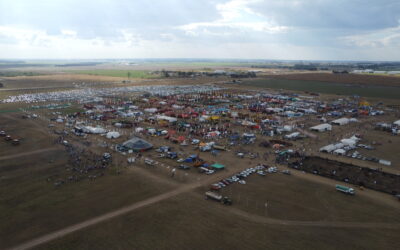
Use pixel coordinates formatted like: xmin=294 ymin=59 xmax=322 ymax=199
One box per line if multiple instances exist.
xmin=212 ymin=144 xmax=227 ymax=151
xmin=336 ymin=184 xmax=355 ymax=195
xmin=205 ymin=191 xmax=232 ymax=205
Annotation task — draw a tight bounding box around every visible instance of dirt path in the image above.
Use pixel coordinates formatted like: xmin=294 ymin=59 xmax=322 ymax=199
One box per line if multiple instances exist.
xmin=6 ymin=182 xmax=201 ymax=250
xmin=0 ymin=147 xmax=60 ymax=163
xmin=226 ymin=207 xmax=400 ymax=229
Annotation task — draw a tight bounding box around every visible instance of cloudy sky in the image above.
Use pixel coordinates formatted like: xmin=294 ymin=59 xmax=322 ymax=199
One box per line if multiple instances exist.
xmin=0 ymin=0 xmax=399 ymax=60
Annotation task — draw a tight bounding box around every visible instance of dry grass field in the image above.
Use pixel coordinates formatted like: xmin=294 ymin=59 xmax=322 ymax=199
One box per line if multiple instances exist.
xmin=265 ymin=73 xmax=400 ymax=87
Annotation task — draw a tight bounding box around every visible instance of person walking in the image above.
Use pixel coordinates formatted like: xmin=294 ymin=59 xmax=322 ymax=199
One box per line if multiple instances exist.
xmin=171 ymin=168 xmax=176 ymax=178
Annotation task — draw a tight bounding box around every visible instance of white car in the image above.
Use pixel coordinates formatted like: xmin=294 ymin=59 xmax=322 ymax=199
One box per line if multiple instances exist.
xmin=206 ymin=170 xmax=215 ymax=175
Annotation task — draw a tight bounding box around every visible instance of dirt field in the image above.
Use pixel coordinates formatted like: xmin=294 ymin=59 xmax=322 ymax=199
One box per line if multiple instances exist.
xmin=34 ymin=176 xmax=400 ymax=250
xmin=265 ymin=73 xmax=400 ymax=87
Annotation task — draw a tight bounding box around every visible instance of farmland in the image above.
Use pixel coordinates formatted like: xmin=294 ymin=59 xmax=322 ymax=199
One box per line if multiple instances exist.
xmin=69 ymin=70 xmax=159 ymax=79
xmin=264 ymin=73 xmax=400 ymax=87
xmin=242 ymin=78 xmax=400 ymax=100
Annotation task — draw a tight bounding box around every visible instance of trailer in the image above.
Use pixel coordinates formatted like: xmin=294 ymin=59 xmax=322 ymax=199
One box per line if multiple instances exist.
xmin=335 ymin=184 xmax=355 ymax=195
xmin=213 ymin=145 xmax=227 ymax=151
xmin=205 ymin=191 xmax=232 ymax=205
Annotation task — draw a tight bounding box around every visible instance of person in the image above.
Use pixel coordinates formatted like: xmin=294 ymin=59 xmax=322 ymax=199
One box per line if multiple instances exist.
xmin=171 ymin=168 xmax=176 ymax=177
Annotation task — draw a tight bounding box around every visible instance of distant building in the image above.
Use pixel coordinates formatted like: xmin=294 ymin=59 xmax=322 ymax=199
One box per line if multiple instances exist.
xmin=214 ymin=70 xmax=226 ymax=75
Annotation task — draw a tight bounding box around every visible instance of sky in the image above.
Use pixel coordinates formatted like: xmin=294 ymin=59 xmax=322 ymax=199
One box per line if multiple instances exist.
xmin=0 ymin=0 xmax=399 ymax=61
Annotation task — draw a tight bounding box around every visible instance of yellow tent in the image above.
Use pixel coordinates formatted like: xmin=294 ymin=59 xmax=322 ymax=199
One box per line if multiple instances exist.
xmin=359 ymin=100 xmax=370 ymax=107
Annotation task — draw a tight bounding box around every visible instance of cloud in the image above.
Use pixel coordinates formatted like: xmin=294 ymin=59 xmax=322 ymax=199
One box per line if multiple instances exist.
xmin=248 ymin=0 xmax=400 ymax=30
xmin=178 ymin=0 xmax=288 ymax=36
xmin=342 ymin=25 xmax=400 ymax=48
xmin=0 ymin=0 xmax=399 ymax=60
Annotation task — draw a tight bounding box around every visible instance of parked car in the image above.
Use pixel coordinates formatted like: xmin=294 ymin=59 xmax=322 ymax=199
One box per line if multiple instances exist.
xmin=178 ymin=164 xmax=190 ymax=170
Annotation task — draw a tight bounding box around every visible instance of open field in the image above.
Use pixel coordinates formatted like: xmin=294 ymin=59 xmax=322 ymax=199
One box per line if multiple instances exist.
xmin=265 ymin=73 xmax=400 ymax=87
xmin=242 ymin=78 xmax=400 ymax=100
xmin=69 ymin=70 xmax=159 ymax=79
xmin=36 ymin=180 xmax=400 ymax=250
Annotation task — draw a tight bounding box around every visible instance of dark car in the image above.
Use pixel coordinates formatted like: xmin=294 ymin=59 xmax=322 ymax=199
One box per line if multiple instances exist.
xmin=178 ymin=164 xmax=190 ymax=170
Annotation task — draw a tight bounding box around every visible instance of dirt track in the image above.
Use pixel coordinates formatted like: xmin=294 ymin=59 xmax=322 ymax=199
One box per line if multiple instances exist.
xmin=227 ymin=207 xmax=400 ymax=229
xmin=0 ymin=147 xmax=60 ymax=162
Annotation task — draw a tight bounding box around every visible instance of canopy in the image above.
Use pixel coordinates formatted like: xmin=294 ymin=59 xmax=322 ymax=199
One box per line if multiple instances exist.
xmin=122 ymin=137 xmax=153 ymax=152
xmin=211 ymin=163 xmax=225 ymax=169
xmin=106 ymin=131 xmax=120 ymax=139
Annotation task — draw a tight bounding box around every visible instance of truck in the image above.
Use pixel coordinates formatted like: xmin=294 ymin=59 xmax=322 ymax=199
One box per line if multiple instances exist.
xmin=336 ymin=184 xmax=355 ymax=195
xmin=205 ymin=191 xmax=232 ymax=205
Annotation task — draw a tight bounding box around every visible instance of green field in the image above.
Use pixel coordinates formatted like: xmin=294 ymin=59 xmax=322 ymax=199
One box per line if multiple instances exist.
xmin=243 ymin=79 xmax=400 ymax=100
xmin=0 ymin=71 xmax=43 ymax=77
xmin=70 ymin=70 xmax=159 ymax=79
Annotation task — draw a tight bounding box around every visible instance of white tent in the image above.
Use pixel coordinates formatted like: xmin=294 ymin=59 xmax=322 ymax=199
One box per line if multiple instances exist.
xmin=333 ymin=148 xmax=346 ymax=155
xmin=156 ymin=115 xmax=177 ymax=123
xmin=283 ymin=125 xmax=293 ymax=132
xmin=83 ymin=126 xmax=106 ymax=134
xmin=144 ymin=108 xmax=157 ymax=113
xmin=172 ymin=104 xmax=183 ymax=109
xmin=147 ymin=128 xmax=156 ymax=135
xmin=106 ymin=131 xmax=120 ymax=139
xmin=394 ymin=120 xmax=400 ymax=126
xmin=135 ymin=127 xmax=144 ymax=133
xmin=379 ymin=159 xmax=391 ymax=166
xmin=341 ymin=138 xmax=357 ymax=146
xmin=331 ymin=118 xmax=350 ymax=126
xmin=310 ymin=123 xmax=332 ymax=132
xmin=285 ymin=132 xmax=300 ymax=139
xmin=320 ymin=144 xmax=336 ymax=153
